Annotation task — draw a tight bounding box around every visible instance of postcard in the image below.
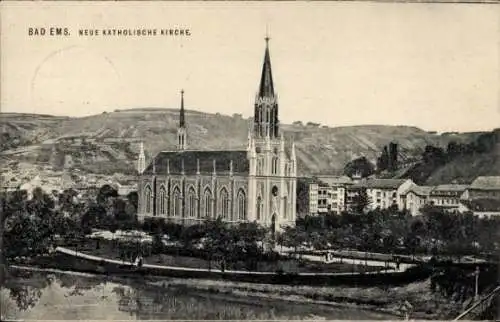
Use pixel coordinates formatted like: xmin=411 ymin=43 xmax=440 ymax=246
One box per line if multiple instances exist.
xmin=1 ymin=1 xmax=499 ymax=321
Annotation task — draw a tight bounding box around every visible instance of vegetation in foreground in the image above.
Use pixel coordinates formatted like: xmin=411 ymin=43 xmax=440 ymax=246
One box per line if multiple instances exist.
xmin=1 ymin=183 xmax=499 ymax=320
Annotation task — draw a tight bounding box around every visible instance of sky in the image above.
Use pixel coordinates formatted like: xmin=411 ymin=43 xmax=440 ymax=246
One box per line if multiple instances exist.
xmin=1 ymin=1 xmax=499 ymax=133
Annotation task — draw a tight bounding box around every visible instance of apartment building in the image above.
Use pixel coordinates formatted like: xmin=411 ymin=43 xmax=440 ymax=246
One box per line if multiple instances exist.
xmin=315 ymin=176 xmax=353 ymax=214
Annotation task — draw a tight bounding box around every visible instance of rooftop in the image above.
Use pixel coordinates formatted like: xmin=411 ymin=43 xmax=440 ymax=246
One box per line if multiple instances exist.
xmin=402 ymin=184 xmax=433 ymax=196
xmin=143 ymin=150 xmax=250 ymax=175
xmin=431 ymin=184 xmax=469 ymax=194
xmin=353 ymin=178 xmax=409 ymax=190
xmin=315 ymin=175 xmax=353 ymax=186
xmin=469 ymin=176 xmax=500 ymax=191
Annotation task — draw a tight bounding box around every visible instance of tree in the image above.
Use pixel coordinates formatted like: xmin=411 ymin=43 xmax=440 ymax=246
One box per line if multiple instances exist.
xmin=126 ymin=191 xmax=138 ymax=211
xmin=351 ymin=189 xmax=370 ymax=213
xmin=3 ymin=188 xmax=65 ymax=260
xmin=377 ymin=146 xmax=390 ymax=172
xmin=97 ymin=184 xmax=118 ymax=205
xmin=343 ymin=156 xmax=375 ymax=178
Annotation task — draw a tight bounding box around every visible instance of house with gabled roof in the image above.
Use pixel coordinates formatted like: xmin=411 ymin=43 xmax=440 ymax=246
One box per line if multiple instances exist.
xmin=462 ymin=176 xmax=500 ymax=200
xmin=400 ymin=184 xmax=434 ymax=216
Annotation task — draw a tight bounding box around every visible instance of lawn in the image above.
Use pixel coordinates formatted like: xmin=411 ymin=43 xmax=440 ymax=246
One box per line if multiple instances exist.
xmin=60 ymin=238 xmax=384 ymax=274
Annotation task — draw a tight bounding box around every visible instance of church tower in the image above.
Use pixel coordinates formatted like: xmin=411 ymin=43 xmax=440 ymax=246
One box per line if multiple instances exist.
xmin=247 ymin=36 xmax=296 ymax=232
xmin=253 ymin=36 xmax=279 ymax=139
xmin=137 ymin=141 xmax=146 ymax=174
xmin=177 ymin=89 xmax=187 ymax=150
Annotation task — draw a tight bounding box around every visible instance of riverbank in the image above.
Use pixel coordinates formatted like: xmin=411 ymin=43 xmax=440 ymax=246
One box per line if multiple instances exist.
xmin=3 ymin=265 xmax=396 ymax=320
xmin=6 ymin=264 xmax=462 ymax=320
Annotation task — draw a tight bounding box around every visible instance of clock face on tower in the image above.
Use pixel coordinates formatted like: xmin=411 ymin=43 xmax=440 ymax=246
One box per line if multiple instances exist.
xmin=272 ymin=186 xmax=278 ymax=197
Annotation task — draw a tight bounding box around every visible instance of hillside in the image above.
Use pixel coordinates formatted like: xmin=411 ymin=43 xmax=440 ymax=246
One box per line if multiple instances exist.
xmin=0 ymin=109 xmax=485 ymax=177
xmin=425 ymin=142 xmax=500 ymax=185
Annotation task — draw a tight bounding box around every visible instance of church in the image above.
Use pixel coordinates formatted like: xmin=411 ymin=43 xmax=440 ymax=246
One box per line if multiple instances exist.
xmin=137 ymin=38 xmax=297 ymax=231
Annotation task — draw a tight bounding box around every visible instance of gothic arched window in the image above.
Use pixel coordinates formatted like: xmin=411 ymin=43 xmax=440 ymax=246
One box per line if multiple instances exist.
xmin=237 ymin=189 xmax=246 ymax=221
xmin=159 ymin=186 xmax=166 ymax=215
xmin=272 ymin=156 xmax=278 ymax=175
xmin=204 ymin=188 xmax=212 ymax=219
xmin=256 ymin=196 xmax=262 ymax=220
xmin=172 ymin=187 xmax=181 ymax=217
xmin=187 ymin=187 xmax=196 ymax=218
xmin=144 ymin=185 xmax=152 ymax=213
xmin=219 ymin=187 xmax=229 ymax=220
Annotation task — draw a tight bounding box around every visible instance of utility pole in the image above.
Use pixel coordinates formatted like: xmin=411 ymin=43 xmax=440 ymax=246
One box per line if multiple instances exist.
xmin=475 ymin=266 xmax=480 ymax=300
xmin=0 ymin=186 xmax=5 ymax=286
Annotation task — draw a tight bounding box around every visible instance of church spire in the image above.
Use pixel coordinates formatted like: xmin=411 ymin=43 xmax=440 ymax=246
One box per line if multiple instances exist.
xmin=254 ymin=35 xmax=279 ymax=139
xmin=258 ymin=36 xmax=274 ymax=98
xmin=177 ymin=89 xmax=187 ymax=150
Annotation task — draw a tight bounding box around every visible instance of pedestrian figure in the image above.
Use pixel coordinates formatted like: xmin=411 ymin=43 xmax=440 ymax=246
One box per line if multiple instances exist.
xmin=399 ymin=300 xmax=413 ymax=320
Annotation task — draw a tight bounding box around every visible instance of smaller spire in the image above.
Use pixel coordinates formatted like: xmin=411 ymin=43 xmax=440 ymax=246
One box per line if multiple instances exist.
xmin=179 ymin=89 xmax=185 ymax=128
xmin=181 ymin=158 xmax=185 ymax=175
xmin=279 ymin=133 xmax=285 ymax=152
xmin=166 ymin=159 xmax=170 ymax=174
xmin=196 ymin=158 xmax=200 ymax=175
xmin=247 ymin=122 xmax=254 ymax=154
xmin=152 ymin=155 xmax=156 ymax=174
xmin=212 ymin=159 xmax=217 ymax=176
xmin=137 ymin=141 xmax=146 ymax=174
xmin=229 ymin=160 xmax=233 ymax=176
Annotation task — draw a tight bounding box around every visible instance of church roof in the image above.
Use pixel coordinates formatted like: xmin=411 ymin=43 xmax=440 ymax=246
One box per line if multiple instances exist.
xmin=258 ymin=38 xmax=275 ymax=98
xmin=143 ymin=150 xmax=249 ymax=175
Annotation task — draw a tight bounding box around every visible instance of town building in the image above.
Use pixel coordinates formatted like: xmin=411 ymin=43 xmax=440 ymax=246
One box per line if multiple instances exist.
xmin=458 ymin=199 xmax=500 ymax=218
xmin=363 ymin=178 xmax=413 ymax=210
xmin=314 ymin=176 xmax=352 ymax=214
xmin=137 ymin=38 xmax=297 ymax=231
xmin=344 ymin=178 xmax=413 ymax=212
xmin=462 ymin=176 xmax=500 ymax=200
xmin=400 ymin=184 xmax=433 ymax=216
xmin=428 ymin=184 xmax=468 ymax=212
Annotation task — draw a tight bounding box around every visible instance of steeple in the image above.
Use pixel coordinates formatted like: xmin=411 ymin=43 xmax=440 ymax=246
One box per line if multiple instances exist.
xmin=253 ymin=36 xmax=279 ymax=139
xmin=179 ymin=89 xmax=185 ymax=128
xmin=177 ymin=89 xmax=187 ymax=150
xmin=137 ymin=141 xmax=146 ymax=174
xmin=258 ymin=36 xmax=274 ymax=98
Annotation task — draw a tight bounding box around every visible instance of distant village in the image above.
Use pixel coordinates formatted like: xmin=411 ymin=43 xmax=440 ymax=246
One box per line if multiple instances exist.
xmin=2 ymin=153 xmax=500 ymax=220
